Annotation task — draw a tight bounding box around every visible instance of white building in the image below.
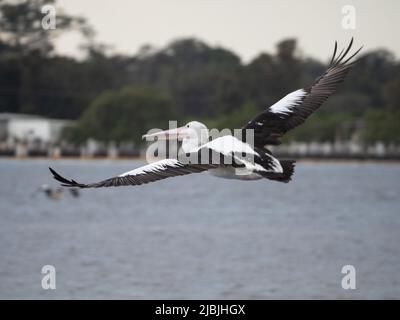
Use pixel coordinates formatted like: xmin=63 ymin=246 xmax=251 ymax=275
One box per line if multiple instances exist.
xmin=0 ymin=113 xmax=73 ymax=146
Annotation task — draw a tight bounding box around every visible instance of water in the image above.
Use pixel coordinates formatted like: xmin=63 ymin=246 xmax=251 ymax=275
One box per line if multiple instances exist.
xmin=0 ymin=159 xmax=399 ymax=299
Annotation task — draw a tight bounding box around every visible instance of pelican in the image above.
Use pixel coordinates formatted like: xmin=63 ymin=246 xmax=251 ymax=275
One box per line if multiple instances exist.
xmin=50 ymin=39 xmax=361 ymax=189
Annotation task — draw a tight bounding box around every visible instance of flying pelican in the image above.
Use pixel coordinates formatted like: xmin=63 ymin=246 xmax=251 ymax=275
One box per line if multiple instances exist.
xmin=50 ymin=39 xmax=362 ymax=189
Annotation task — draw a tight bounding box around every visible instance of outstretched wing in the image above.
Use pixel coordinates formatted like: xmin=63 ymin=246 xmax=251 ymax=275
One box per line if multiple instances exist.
xmin=49 ymin=159 xmax=217 ymax=188
xmin=243 ymin=38 xmax=362 ymax=147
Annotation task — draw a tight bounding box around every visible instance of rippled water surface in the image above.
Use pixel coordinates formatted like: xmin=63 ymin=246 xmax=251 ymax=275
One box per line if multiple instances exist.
xmin=0 ymin=159 xmax=399 ymax=299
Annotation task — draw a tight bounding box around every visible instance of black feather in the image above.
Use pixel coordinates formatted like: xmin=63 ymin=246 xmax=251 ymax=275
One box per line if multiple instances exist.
xmin=242 ymin=39 xmax=363 ymax=148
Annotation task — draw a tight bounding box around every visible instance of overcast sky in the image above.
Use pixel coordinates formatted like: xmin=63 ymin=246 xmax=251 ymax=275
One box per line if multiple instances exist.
xmin=55 ymin=0 xmax=400 ymax=62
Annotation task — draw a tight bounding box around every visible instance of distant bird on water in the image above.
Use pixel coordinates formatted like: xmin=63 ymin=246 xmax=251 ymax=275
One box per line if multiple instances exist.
xmin=50 ymin=39 xmax=362 ymax=189
xmin=34 ymin=184 xmax=80 ymax=200
xmin=35 ymin=184 xmax=63 ymax=200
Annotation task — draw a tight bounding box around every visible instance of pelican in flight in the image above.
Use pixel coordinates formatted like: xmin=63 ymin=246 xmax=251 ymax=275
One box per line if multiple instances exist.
xmin=50 ymin=39 xmax=361 ymax=189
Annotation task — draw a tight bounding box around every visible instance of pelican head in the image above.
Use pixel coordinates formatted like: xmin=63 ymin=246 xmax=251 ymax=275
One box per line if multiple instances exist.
xmin=142 ymin=121 xmax=209 ymax=152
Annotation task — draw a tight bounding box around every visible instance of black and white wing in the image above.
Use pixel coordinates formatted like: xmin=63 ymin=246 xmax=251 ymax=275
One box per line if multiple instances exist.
xmin=49 ymin=159 xmax=217 ymax=188
xmin=243 ymin=38 xmax=362 ymax=147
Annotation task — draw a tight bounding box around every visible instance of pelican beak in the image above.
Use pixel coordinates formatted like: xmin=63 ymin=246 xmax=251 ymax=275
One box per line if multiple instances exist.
xmin=142 ymin=126 xmax=190 ymax=141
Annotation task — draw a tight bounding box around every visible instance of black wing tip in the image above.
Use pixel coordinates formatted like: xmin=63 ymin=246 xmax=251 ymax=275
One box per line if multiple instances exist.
xmin=330 ymin=37 xmax=363 ymax=67
xmin=49 ymin=167 xmax=87 ymax=188
xmin=329 ymin=41 xmax=338 ymax=65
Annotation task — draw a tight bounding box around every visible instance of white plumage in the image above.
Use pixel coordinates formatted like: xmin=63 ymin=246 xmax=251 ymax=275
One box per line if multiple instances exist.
xmin=119 ymin=159 xmax=182 ymax=177
xmin=270 ymin=89 xmax=307 ymax=115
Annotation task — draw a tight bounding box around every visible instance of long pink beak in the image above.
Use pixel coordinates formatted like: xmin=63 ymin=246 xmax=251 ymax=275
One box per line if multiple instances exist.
xmin=142 ymin=126 xmax=190 ymax=141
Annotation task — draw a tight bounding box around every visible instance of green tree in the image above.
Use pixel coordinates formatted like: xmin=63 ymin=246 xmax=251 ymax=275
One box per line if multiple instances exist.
xmin=210 ymin=103 xmax=259 ymax=130
xmin=242 ymin=39 xmax=302 ymax=114
xmin=0 ymin=0 xmax=91 ymax=115
xmin=65 ymin=86 xmax=175 ymax=144
xmin=362 ymin=109 xmax=400 ymax=144
xmin=0 ymin=0 xmax=91 ymax=55
xmin=346 ymin=50 xmax=397 ymax=108
xmin=285 ymin=112 xmax=354 ymax=143
xmin=128 ymin=38 xmax=244 ymax=117
xmin=383 ymin=72 xmax=400 ymax=108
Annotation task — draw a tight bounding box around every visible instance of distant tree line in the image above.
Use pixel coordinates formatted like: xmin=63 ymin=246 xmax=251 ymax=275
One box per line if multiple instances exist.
xmin=0 ymin=0 xmax=399 ymax=145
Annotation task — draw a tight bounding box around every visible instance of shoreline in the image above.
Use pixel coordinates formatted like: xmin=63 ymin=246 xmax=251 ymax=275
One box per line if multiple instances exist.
xmin=1 ymin=156 xmax=400 ymax=164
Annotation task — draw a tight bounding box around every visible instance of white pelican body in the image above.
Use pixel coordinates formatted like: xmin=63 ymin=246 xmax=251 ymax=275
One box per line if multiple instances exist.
xmin=209 ymin=167 xmax=263 ymax=181
xmin=142 ymin=122 xmax=284 ymax=181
